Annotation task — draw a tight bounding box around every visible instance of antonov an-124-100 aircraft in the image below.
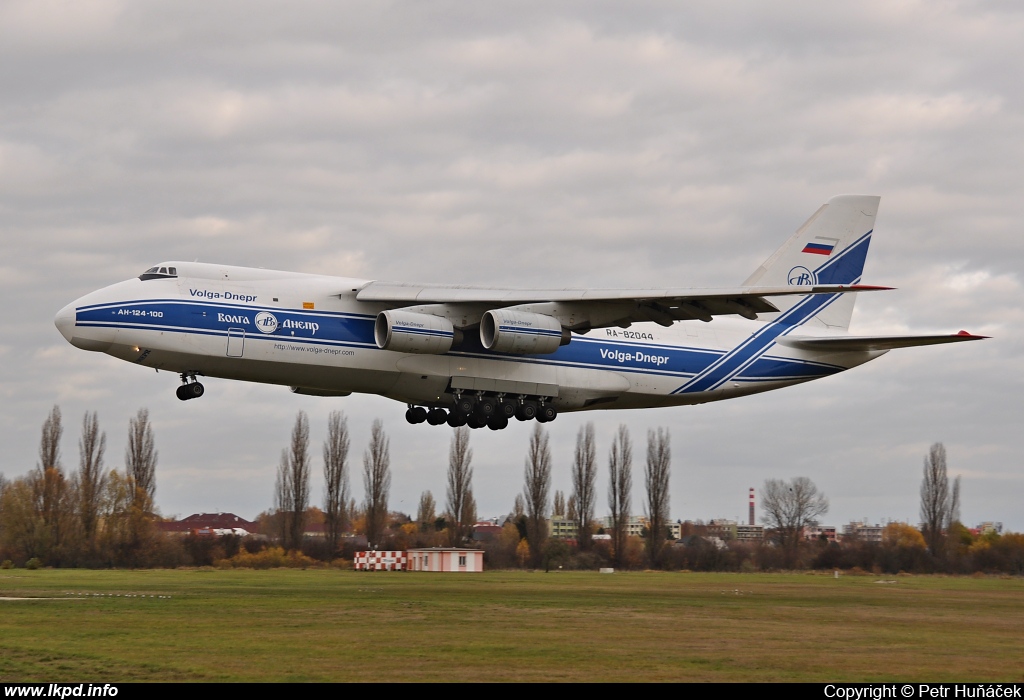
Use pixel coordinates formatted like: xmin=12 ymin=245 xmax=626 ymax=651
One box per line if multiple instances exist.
xmin=55 ymin=195 xmax=986 ymax=430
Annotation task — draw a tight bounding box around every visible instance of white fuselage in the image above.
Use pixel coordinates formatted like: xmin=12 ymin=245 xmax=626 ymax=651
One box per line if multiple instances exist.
xmin=54 ymin=262 xmax=880 ymax=412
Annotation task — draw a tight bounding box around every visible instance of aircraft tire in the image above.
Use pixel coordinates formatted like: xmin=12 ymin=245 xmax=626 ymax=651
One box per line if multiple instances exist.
xmin=446 ymin=411 xmax=467 ymax=428
xmin=406 ymin=407 xmax=428 ymax=424
xmin=455 ymin=396 xmax=475 ymax=416
xmin=427 ymin=408 xmax=448 ymax=426
xmin=517 ymin=401 xmax=538 ymax=421
xmin=498 ymin=401 xmax=516 ymax=419
xmin=188 ymin=383 xmax=205 ymax=399
xmin=487 ymin=415 xmax=508 ymax=431
xmin=538 ymin=404 xmax=557 ymax=422
xmin=467 ymin=415 xmax=487 ymax=429
xmin=475 ymin=396 xmax=497 ymax=418
xmin=176 ymin=385 xmax=190 ymax=401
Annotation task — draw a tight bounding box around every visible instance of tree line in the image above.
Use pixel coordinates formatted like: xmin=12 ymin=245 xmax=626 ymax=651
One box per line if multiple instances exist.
xmin=0 ymin=406 xmax=167 ymax=567
xmin=2 ymin=405 xmax=1021 ymax=575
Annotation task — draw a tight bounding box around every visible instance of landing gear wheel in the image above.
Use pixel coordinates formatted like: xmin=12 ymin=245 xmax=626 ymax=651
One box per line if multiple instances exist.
xmin=406 ymin=407 xmax=428 ymax=424
xmin=446 ymin=411 xmax=468 ymax=428
xmin=475 ymin=396 xmax=497 ymax=419
xmin=467 ymin=415 xmax=487 ymax=429
xmin=516 ymin=401 xmax=538 ymax=421
xmin=537 ymin=404 xmax=557 ymax=423
xmin=498 ymin=401 xmax=516 ymax=419
xmin=427 ymin=408 xmax=448 ymax=426
xmin=487 ymin=415 xmax=509 ymax=431
xmin=455 ymin=396 xmax=475 ymax=416
xmin=177 ymin=372 xmax=204 ymax=401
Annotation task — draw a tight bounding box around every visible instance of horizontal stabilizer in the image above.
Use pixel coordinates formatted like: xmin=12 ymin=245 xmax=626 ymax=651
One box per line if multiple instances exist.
xmin=778 ymin=330 xmax=989 ymax=352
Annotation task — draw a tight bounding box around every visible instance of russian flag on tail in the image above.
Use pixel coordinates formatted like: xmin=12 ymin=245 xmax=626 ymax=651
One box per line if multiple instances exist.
xmin=802 ymin=237 xmax=840 ymax=255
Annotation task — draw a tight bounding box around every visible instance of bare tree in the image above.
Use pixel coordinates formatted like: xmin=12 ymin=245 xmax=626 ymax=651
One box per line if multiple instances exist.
xmin=322 ymin=411 xmax=350 ymax=554
xmin=761 ymin=477 xmax=829 ymax=558
xmin=274 ymin=455 xmax=293 ymax=545
xmin=273 ymin=413 xmax=311 ymax=551
xmin=950 ymin=475 xmax=961 ymax=527
xmin=607 ymin=425 xmax=632 ymax=568
xmin=38 ymin=405 xmax=63 ymax=475
xmin=32 ymin=405 xmax=69 ymax=561
xmin=35 ymin=405 xmax=65 ymax=522
xmin=362 ymin=419 xmax=391 ymax=547
xmin=446 ymin=427 xmax=474 ymax=546
xmin=417 ymin=490 xmax=436 ymax=531
xmin=571 ymin=422 xmax=597 ymax=551
xmin=461 ymin=489 xmax=477 ymax=536
xmin=644 ymin=427 xmax=671 ymax=567
xmin=523 ymin=423 xmax=552 ymax=566
xmin=512 ymin=493 xmax=525 ymax=519
xmin=125 ymin=408 xmax=157 ymax=507
xmin=283 ymin=412 xmax=311 ymax=552
xmin=920 ymin=442 xmax=960 ymax=556
xmin=552 ymin=490 xmax=566 ymax=518
xmin=78 ymin=412 xmax=107 ymax=546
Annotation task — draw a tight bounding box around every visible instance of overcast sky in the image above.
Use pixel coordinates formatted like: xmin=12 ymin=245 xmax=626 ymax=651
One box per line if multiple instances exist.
xmin=2 ymin=0 xmax=1021 ymax=531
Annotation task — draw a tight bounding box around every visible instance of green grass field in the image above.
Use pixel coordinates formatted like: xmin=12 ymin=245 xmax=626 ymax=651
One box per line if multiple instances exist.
xmin=1 ymin=568 xmax=1021 ymax=682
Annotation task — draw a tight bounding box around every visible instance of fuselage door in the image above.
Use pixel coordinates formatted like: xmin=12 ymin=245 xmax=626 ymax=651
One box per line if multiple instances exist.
xmin=226 ymin=328 xmax=245 ymax=357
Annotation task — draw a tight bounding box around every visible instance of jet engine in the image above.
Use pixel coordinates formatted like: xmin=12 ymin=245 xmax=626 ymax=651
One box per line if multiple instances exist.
xmin=374 ymin=310 xmax=461 ymax=354
xmin=480 ymin=310 xmax=570 ymax=355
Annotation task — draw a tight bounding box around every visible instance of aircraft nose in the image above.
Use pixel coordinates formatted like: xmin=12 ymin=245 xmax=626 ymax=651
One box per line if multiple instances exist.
xmin=54 ymin=302 xmax=76 ymax=343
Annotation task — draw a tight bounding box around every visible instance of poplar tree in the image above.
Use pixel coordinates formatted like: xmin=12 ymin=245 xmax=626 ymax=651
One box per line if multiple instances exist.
xmin=607 ymin=425 xmax=632 ymax=568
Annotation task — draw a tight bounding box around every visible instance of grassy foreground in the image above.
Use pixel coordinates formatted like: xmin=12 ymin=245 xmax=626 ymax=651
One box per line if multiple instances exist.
xmin=1 ymin=568 xmax=1022 ymax=682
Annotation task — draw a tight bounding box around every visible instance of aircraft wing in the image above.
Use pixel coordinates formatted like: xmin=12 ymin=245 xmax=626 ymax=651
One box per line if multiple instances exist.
xmin=777 ymin=331 xmax=988 ymax=352
xmin=355 ymin=282 xmax=889 ymax=327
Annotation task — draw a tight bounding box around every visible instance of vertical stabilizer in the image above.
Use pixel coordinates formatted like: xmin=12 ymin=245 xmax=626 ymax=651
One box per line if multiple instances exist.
xmin=743 ymin=195 xmax=880 ymax=330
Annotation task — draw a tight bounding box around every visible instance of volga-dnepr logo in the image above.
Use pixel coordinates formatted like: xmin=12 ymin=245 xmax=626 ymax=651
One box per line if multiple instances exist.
xmin=788 ymin=266 xmax=817 ymax=286
xmin=254 ymin=312 xmax=279 ymax=334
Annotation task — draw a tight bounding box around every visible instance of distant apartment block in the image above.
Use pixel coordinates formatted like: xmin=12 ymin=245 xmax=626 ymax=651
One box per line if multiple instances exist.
xmin=706 ymin=519 xmax=737 ymax=541
xmin=842 ymin=521 xmax=884 ymax=543
xmin=597 ymin=516 xmax=680 ymax=540
xmin=803 ymin=524 xmax=837 ymax=543
xmin=547 ymin=517 xmax=578 ymax=540
xmin=735 ymin=524 xmax=765 ymax=542
xmin=683 ymin=519 xmax=763 ymax=542
xmin=975 ymin=522 xmax=1004 ymax=536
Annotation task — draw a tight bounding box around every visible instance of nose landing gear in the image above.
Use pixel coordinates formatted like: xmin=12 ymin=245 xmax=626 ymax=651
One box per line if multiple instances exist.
xmin=176 ymin=372 xmax=205 ymax=401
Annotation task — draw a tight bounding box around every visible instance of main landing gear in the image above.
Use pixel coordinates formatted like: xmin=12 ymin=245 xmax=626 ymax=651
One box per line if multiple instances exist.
xmin=176 ymin=372 xmax=205 ymax=401
xmin=405 ymin=394 xmax=557 ymax=431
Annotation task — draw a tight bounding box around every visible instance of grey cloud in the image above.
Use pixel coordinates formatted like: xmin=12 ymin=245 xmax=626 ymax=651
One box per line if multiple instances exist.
xmin=1 ymin=0 xmax=1020 ymax=530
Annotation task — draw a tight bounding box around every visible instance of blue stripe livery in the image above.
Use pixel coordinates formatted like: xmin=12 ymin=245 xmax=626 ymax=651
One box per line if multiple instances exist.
xmin=673 ymin=230 xmax=872 ymax=394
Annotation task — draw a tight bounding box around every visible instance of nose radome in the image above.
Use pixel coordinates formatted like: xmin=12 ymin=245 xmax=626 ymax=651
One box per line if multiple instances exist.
xmin=54 ymin=302 xmax=76 ymax=343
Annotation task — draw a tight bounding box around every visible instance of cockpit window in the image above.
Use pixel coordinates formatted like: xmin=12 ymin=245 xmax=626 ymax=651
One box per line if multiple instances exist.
xmin=139 ymin=265 xmax=179 ymax=281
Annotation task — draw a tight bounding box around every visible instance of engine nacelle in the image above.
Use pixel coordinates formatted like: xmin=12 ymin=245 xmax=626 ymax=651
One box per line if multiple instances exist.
xmin=374 ymin=310 xmax=460 ymax=354
xmin=480 ymin=310 xmax=570 ymax=355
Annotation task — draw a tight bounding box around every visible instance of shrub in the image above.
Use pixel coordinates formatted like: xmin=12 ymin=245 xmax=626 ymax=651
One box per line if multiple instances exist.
xmin=25 ymin=558 xmax=41 ymax=570
xmin=215 ymin=546 xmax=320 ymax=569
